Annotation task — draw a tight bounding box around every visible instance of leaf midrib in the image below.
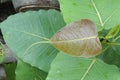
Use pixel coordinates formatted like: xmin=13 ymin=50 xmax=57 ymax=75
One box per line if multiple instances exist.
xmin=51 ymin=36 xmax=97 ymax=43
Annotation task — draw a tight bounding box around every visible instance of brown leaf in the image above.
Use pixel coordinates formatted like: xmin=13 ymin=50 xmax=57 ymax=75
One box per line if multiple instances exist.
xmin=51 ymin=19 xmax=102 ymax=58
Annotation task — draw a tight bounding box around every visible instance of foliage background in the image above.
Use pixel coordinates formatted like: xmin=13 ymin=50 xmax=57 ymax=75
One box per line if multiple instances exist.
xmin=0 ymin=0 xmax=120 ymax=80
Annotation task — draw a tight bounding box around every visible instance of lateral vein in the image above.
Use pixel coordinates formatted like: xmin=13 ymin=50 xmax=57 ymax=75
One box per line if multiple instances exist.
xmin=81 ymin=58 xmax=96 ymax=80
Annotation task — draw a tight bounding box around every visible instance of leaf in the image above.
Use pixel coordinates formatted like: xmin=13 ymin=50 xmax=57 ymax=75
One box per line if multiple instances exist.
xmin=0 ymin=56 xmax=4 ymax=64
xmin=16 ymin=59 xmax=47 ymax=80
xmin=99 ymin=31 xmax=120 ymax=67
xmin=102 ymin=45 xmax=120 ymax=68
xmin=4 ymin=62 xmax=17 ymax=80
xmin=51 ymin=19 xmax=102 ymax=57
xmin=105 ymin=25 xmax=120 ymax=39
xmin=98 ymin=29 xmax=109 ymax=40
xmin=0 ymin=45 xmax=4 ymax=64
xmin=0 ymin=9 xmax=66 ymax=72
xmin=59 ymin=0 xmax=120 ymax=31
xmin=46 ymin=52 xmax=120 ymax=80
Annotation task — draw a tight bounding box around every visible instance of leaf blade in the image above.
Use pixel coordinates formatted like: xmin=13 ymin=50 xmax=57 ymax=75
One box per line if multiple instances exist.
xmin=46 ymin=52 xmax=120 ymax=80
xmin=59 ymin=0 xmax=120 ymax=30
xmin=16 ymin=59 xmax=47 ymax=80
xmin=51 ymin=19 xmax=102 ymax=57
xmin=0 ymin=9 xmax=66 ymax=72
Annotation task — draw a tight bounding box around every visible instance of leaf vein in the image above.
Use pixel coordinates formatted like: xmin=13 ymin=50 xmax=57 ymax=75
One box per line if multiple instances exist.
xmin=81 ymin=58 xmax=96 ymax=80
xmin=23 ymin=41 xmax=51 ymax=55
xmin=90 ymin=0 xmax=104 ymax=26
xmin=52 ymin=36 xmax=97 ymax=43
xmin=14 ymin=29 xmax=50 ymax=40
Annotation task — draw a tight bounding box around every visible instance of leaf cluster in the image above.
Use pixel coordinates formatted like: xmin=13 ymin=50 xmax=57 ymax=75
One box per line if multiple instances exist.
xmin=0 ymin=0 xmax=120 ymax=80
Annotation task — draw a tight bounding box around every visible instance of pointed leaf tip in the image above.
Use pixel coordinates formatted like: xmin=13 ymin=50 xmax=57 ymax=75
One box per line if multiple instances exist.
xmin=51 ymin=19 xmax=102 ymax=57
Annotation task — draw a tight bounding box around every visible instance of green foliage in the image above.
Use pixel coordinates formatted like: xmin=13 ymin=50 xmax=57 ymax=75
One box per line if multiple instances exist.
xmin=51 ymin=19 xmax=102 ymax=57
xmin=1 ymin=10 xmax=66 ymax=72
xmin=0 ymin=45 xmax=4 ymax=63
xmin=59 ymin=0 xmax=120 ymax=70
xmin=102 ymin=45 xmax=120 ymax=67
xmin=4 ymin=62 xmax=17 ymax=80
xmin=59 ymin=0 xmax=120 ymax=31
xmin=16 ymin=60 xmax=47 ymax=80
xmin=105 ymin=25 xmax=120 ymax=39
xmin=0 ymin=0 xmax=120 ymax=80
xmin=46 ymin=52 xmax=120 ymax=80
xmin=100 ymin=31 xmax=120 ymax=67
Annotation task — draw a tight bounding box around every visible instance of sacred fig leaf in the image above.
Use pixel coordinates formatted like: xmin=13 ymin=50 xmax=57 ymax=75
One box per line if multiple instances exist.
xmin=16 ymin=59 xmax=47 ymax=80
xmin=51 ymin=19 xmax=102 ymax=57
xmin=46 ymin=52 xmax=120 ymax=80
xmin=99 ymin=31 xmax=120 ymax=67
xmin=0 ymin=9 xmax=66 ymax=72
xmin=105 ymin=25 xmax=120 ymax=39
xmin=102 ymin=45 xmax=120 ymax=68
xmin=59 ymin=0 xmax=120 ymax=31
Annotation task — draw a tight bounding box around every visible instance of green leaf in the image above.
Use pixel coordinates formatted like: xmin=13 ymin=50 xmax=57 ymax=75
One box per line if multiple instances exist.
xmin=102 ymin=45 xmax=120 ymax=68
xmin=59 ymin=0 xmax=120 ymax=31
xmin=0 ymin=55 xmax=4 ymax=63
xmin=0 ymin=45 xmax=4 ymax=63
xmin=4 ymin=62 xmax=17 ymax=80
xmin=16 ymin=59 xmax=47 ymax=80
xmin=0 ymin=9 xmax=66 ymax=72
xmin=105 ymin=25 xmax=120 ymax=39
xmin=0 ymin=56 xmax=4 ymax=63
xmin=51 ymin=19 xmax=102 ymax=57
xmin=99 ymin=31 xmax=120 ymax=67
xmin=46 ymin=52 xmax=120 ymax=80
xmin=98 ymin=29 xmax=109 ymax=39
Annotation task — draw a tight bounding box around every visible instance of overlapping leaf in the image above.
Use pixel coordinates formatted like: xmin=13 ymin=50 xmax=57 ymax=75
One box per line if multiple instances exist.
xmin=16 ymin=59 xmax=47 ymax=80
xmin=51 ymin=19 xmax=102 ymax=57
xmin=0 ymin=10 xmax=66 ymax=72
xmin=105 ymin=25 xmax=120 ymax=39
xmin=59 ymin=0 xmax=120 ymax=31
xmin=102 ymin=45 xmax=120 ymax=68
xmin=100 ymin=29 xmax=120 ymax=67
xmin=46 ymin=52 xmax=120 ymax=80
xmin=4 ymin=62 xmax=17 ymax=80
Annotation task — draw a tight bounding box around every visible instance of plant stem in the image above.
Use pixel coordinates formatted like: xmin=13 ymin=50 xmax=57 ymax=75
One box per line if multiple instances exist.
xmin=106 ymin=42 xmax=120 ymax=46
